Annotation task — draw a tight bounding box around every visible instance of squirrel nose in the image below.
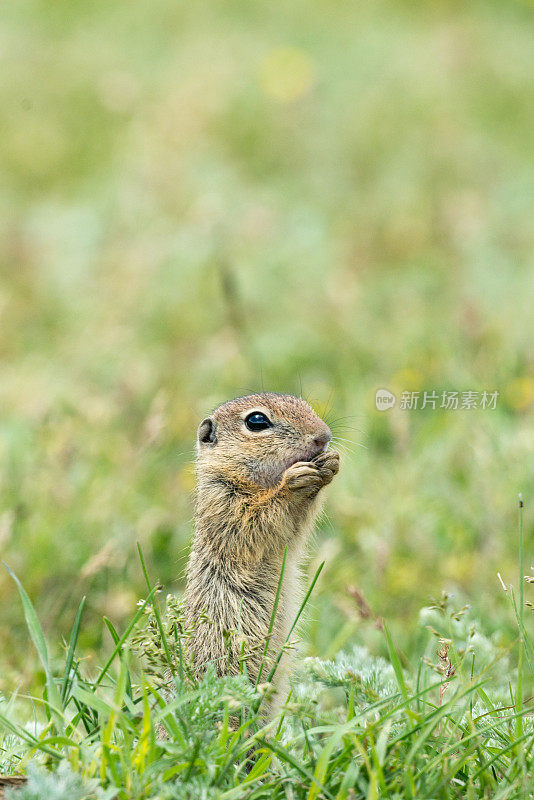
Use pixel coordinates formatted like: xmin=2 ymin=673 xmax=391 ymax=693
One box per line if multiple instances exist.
xmin=312 ymin=430 xmax=331 ymax=449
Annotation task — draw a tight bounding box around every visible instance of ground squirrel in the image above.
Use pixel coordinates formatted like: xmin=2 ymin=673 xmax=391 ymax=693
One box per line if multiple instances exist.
xmin=184 ymin=392 xmax=339 ymax=707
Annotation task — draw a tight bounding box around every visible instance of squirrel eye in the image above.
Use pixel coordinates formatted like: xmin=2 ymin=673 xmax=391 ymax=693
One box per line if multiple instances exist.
xmin=244 ymin=412 xmax=272 ymax=432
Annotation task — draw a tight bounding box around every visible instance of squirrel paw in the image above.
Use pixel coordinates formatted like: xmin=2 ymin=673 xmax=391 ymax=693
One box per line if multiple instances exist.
xmin=283 ymin=451 xmax=339 ymax=497
xmin=311 ymin=450 xmax=340 ymax=486
xmin=284 ymin=462 xmax=322 ymax=493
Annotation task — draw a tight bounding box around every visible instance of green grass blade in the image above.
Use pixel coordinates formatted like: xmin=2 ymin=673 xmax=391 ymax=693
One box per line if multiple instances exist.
xmin=103 ymin=616 xmax=133 ymax=699
xmin=257 ymin=735 xmax=335 ymax=800
xmin=137 ymin=542 xmax=175 ymax=673
xmin=4 ymin=562 xmax=64 ymax=728
xmin=94 ymin=586 xmax=157 ymax=688
xmin=265 ymin=561 xmax=325 ymax=685
xmin=256 ymin=545 xmax=287 ymax=687
xmin=61 ymin=595 xmax=85 ymax=704
xmin=383 ymin=622 xmax=408 ymax=703
xmin=307 ymin=730 xmax=341 ymax=800
xmin=515 ymin=493 xmax=528 ymax=793
xmin=74 ymin=686 xmax=116 ymax=718
xmin=336 ymin=761 xmax=360 ymax=800
xmin=103 ymin=615 xmax=120 ymax=645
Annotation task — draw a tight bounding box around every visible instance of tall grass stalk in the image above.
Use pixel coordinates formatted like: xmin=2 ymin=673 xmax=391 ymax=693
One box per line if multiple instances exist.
xmin=516 ymin=494 xmax=525 ymax=785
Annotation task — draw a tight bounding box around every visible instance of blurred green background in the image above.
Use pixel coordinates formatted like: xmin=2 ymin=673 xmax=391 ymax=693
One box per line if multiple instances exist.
xmin=1 ymin=0 xmax=534 ymax=688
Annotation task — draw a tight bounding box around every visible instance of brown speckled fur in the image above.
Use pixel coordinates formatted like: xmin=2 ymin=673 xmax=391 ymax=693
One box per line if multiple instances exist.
xmin=184 ymin=393 xmax=340 ymax=710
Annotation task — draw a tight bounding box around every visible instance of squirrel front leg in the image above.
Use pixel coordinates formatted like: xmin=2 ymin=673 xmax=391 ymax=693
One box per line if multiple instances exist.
xmin=197 ymin=452 xmax=340 ymax=563
xmin=235 ymin=451 xmax=340 ymax=558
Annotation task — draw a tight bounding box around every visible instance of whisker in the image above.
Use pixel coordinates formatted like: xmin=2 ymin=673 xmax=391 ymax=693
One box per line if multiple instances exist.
xmin=321 ymin=394 xmax=338 ymax=426
xmin=329 ymin=423 xmax=365 ymax=436
xmin=297 ymin=371 xmax=303 ymax=400
xmin=328 ymin=414 xmax=364 ymax=426
xmin=330 ymin=442 xmax=366 ymax=459
xmin=331 ymin=435 xmax=367 ymax=450
xmin=329 ymin=443 xmax=354 ymax=459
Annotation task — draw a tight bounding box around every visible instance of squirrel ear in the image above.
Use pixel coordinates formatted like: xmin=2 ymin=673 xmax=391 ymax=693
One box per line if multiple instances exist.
xmin=198 ymin=417 xmax=217 ymax=445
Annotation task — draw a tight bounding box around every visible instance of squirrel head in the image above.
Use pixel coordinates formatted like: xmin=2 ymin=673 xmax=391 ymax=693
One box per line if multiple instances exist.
xmin=196 ymin=393 xmax=332 ymax=489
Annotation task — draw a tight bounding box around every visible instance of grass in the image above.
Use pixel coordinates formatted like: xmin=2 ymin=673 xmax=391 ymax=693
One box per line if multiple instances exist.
xmin=0 ymin=509 xmax=532 ymax=799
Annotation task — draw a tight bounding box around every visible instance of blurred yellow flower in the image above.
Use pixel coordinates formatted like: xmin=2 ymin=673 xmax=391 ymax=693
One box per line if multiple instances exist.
xmin=386 ymin=559 xmax=422 ymax=595
xmin=392 ymin=368 xmax=424 ymax=392
xmin=259 ymin=47 xmax=315 ymax=103
xmin=443 ymin=553 xmax=476 ymax=585
xmin=504 ymin=377 xmax=534 ymax=411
